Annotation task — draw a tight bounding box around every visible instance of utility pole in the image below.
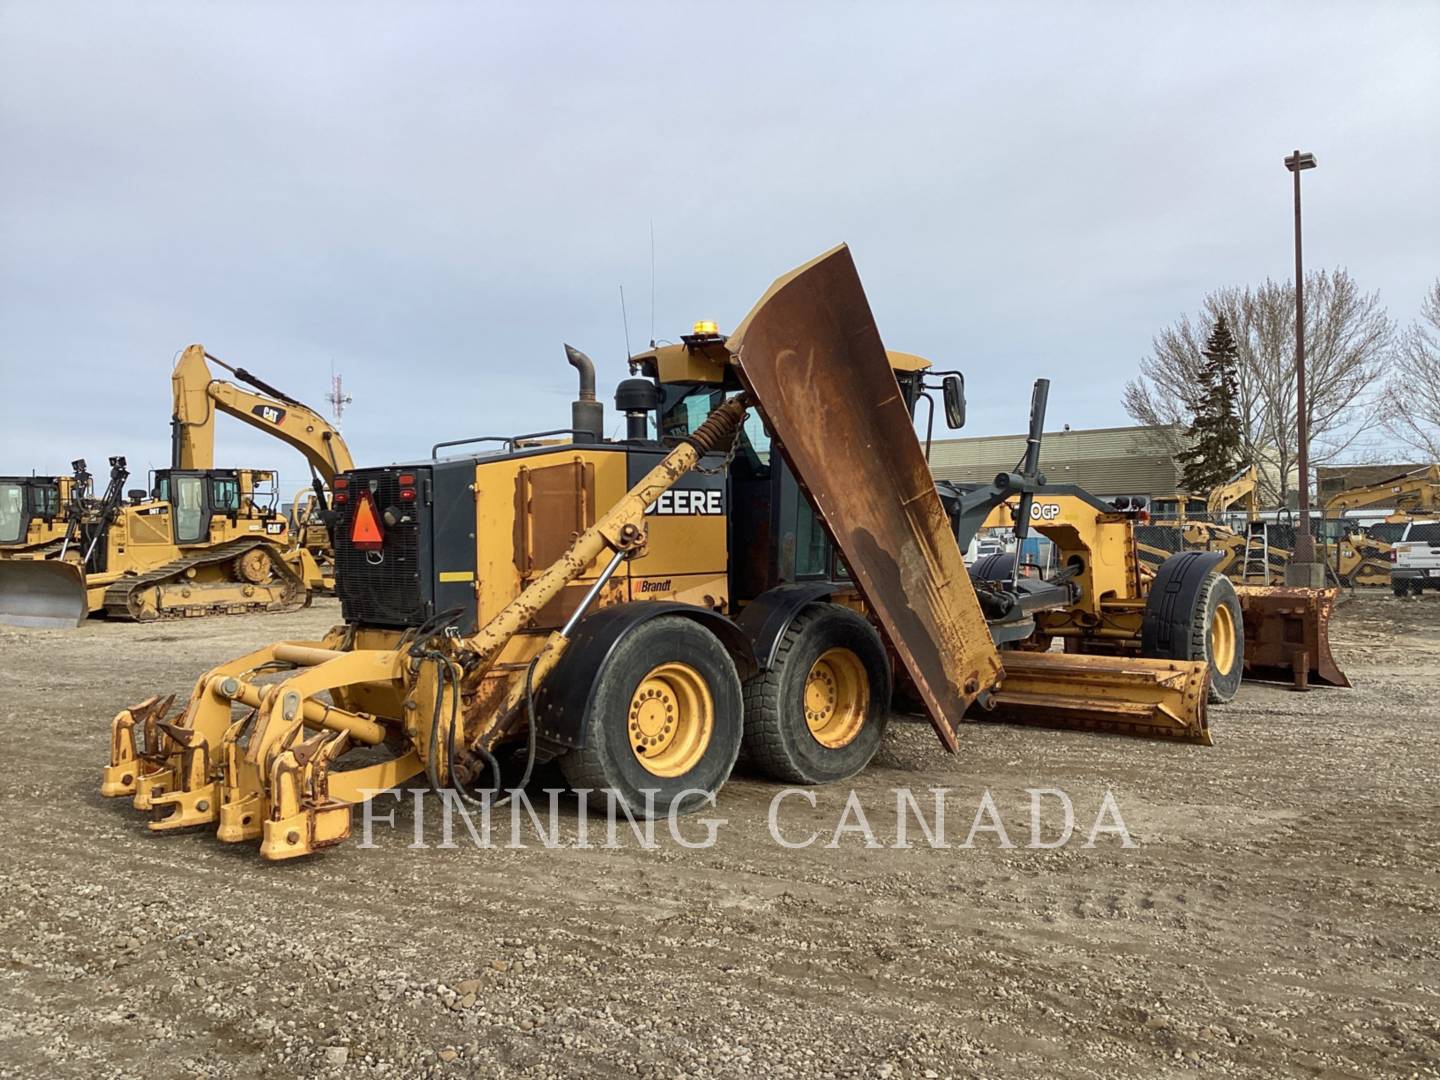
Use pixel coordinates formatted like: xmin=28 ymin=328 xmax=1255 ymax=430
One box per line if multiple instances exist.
xmin=1283 ymin=149 xmax=1324 ymax=587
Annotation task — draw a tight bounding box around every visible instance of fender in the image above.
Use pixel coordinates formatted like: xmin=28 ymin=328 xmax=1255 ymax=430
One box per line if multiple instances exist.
xmin=732 ymin=582 xmax=838 ymax=672
xmin=530 ymin=601 xmax=758 ymax=753
xmin=1141 ymin=549 xmax=1225 ymax=658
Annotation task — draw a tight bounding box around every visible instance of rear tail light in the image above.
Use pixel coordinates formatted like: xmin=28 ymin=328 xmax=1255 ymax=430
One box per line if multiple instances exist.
xmin=333 ymin=477 xmax=350 ymax=490
xmin=398 ymin=488 xmax=417 ymax=502
xmin=333 ymin=492 xmax=348 ymax=505
xmin=1389 ymin=550 xmax=1397 ymax=562
xmin=397 ymin=473 xmax=416 ymax=486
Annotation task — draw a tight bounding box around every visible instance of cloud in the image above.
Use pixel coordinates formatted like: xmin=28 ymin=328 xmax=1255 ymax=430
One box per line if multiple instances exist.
xmin=2 ymin=1 xmax=1436 ymax=481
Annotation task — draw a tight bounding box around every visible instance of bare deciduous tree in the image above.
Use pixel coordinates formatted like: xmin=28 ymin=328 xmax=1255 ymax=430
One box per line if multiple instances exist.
xmin=1380 ymin=279 xmax=1440 ymax=460
xmin=1124 ymin=269 xmax=1392 ymax=503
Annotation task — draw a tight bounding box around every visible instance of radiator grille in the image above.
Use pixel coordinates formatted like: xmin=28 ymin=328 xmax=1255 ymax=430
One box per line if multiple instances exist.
xmin=333 ymin=469 xmax=430 ymax=627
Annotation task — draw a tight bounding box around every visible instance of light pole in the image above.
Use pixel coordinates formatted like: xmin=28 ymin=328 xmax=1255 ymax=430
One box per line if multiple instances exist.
xmin=1283 ymin=149 xmax=1323 ymax=586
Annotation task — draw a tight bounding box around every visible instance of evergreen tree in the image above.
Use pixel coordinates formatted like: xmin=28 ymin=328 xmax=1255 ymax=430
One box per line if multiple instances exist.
xmin=1175 ymin=315 xmax=1244 ymax=493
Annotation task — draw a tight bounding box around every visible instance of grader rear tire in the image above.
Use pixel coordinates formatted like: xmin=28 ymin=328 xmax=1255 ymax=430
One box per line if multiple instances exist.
xmin=558 ymin=616 xmax=743 ymax=817
xmin=742 ymin=604 xmax=891 ymax=784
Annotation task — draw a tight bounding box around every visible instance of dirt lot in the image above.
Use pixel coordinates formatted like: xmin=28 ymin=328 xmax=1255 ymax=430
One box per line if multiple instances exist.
xmin=1 ymin=591 xmax=1437 ymax=1079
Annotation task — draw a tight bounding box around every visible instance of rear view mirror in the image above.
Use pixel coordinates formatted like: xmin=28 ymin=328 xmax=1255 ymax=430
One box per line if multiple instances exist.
xmin=942 ymin=373 xmax=966 ymax=429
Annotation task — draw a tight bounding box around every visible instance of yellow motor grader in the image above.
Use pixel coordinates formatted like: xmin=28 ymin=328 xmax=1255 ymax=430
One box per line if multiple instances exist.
xmin=0 ymin=346 xmax=356 ymax=627
xmin=101 ymin=246 xmax=1212 ymax=861
xmin=956 ymin=483 xmax=1349 ymax=693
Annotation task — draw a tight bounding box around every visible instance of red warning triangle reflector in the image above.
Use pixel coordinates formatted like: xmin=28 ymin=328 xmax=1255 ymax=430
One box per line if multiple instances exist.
xmin=351 ymin=490 xmax=384 ymax=551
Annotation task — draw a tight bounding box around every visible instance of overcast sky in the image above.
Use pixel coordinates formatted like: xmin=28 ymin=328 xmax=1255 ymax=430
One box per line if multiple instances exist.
xmin=2 ymin=2 xmax=1436 ymax=489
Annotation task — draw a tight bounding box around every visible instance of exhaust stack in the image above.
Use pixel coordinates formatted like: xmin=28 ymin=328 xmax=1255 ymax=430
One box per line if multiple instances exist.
xmin=564 ymin=344 xmax=604 ymax=443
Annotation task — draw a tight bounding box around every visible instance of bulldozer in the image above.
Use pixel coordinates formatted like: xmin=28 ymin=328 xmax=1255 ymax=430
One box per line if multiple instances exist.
xmin=0 ymin=466 xmax=84 ymax=557
xmin=101 ymin=245 xmax=1213 ymax=861
xmin=0 ymin=346 xmax=354 ymax=627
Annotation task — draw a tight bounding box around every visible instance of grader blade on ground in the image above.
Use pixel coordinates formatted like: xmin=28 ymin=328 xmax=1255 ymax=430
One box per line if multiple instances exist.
xmin=725 ymin=244 xmax=1003 ymax=749
xmin=985 ymin=651 xmax=1211 ymax=744
xmin=1235 ymin=586 xmax=1350 ymax=688
xmin=0 ymin=560 xmax=88 ymax=628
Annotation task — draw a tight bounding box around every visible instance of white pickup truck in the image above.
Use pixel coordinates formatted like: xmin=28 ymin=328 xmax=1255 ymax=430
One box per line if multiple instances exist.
xmin=1391 ymin=520 xmax=1440 ymax=596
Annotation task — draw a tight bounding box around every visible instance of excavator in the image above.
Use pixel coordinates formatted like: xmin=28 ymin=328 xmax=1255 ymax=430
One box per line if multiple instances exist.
xmin=167 ymin=345 xmax=354 ymax=592
xmin=0 ymin=346 xmax=354 ymax=627
xmin=1320 ymin=465 xmax=1440 ymax=586
xmin=101 ymin=246 xmax=1213 ymax=861
xmin=1148 ymin=465 xmax=1440 ymax=588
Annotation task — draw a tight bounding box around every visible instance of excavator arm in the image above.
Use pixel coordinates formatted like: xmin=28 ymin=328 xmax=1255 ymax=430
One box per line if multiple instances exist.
xmin=1322 ymin=465 xmax=1440 ymax=517
xmin=170 ymin=344 xmax=354 ymax=483
xmin=1206 ymin=464 xmax=1259 ymax=518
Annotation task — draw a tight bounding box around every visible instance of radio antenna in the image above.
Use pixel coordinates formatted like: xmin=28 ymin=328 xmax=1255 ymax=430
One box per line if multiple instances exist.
xmin=649 ymin=218 xmax=656 ymax=347
xmin=620 ymin=284 xmax=633 ymax=369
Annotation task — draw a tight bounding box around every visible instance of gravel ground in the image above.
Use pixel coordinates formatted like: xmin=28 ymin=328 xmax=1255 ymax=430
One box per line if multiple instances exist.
xmin=1 ymin=591 xmax=1437 ymax=1079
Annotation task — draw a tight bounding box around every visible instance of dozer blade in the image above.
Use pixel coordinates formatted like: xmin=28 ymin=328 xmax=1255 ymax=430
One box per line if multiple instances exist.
xmin=1235 ymin=585 xmax=1350 ymax=688
xmin=985 ymin=651 xmax=1211 ymax=744
xmin=0 ymin=559 xmax=88 ymax=628
xmin=725 ymin=244 xmax=1003 ymax=749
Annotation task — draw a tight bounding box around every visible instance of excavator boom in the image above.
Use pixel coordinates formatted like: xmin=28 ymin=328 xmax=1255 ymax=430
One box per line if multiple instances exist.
xmin=170 ymin=345 xmax=355 ymax=481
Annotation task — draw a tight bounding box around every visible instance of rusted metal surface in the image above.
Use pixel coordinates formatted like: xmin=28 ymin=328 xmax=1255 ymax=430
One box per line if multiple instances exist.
xmin=725 ymin=244 xmax=1002 ymax=750
xmin=1235 ymin=585 xmax=1350 ymax=688
xmin=986 ymin=651 xmax=1211 ymax=745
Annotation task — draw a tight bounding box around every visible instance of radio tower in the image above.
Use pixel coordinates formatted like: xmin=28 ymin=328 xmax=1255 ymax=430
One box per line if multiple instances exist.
xmin=326 ymin=362 xmax=352 ymax=427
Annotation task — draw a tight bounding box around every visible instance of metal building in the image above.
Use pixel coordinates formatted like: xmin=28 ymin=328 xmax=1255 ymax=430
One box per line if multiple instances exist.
xmin=927 ymin=423 xmax=1185 ymax=502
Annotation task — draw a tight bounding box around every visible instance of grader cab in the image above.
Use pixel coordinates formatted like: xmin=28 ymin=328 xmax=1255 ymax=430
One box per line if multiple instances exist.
xmin=101 ymin=245 xmax=1211 ymax=861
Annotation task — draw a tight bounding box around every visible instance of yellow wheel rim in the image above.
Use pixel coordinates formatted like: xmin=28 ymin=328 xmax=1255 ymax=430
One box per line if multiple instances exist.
xmin=628 ymin=662 xmax=713 ymax=778
xmin=804 ymin=648 xmax=869 ymax=749
xmin=1209 ymin=603 xmax=1237 ymax=677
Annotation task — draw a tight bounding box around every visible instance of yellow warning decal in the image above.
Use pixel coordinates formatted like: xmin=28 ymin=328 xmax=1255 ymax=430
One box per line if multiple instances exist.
xmin=438 ymin=571 xmax=475 ymax=583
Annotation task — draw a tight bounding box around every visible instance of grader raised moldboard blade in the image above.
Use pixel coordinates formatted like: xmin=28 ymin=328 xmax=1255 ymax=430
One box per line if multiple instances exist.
xmin=984 ymin=651 xmax=1211 ymax=744
xmin=1235 ymin=585 xmax=1350 ymax=688
xmin=0 ymin=559 xmax=88 ymax=628
xmin=724 ymin=244 xmax=1003 ymax=749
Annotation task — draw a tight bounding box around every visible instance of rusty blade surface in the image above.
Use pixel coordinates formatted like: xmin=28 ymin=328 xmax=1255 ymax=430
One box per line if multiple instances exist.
xmin=1235 ymin=585 xmax=1350 ymax=688
xmin=725 ymin=244 xmax=1002 ymax=750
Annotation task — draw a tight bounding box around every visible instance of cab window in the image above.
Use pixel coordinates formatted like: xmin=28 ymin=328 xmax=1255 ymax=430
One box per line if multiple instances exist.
xmin=1409 ymin=523 xmax=1440 ymax=545
xmin=0 ymin=483 xmax=23 ymax=543
xmin=172 ymin=475 xmax=207 ymax=543
xmin=1367 ymin=522 xmax=1405 ymax=544
xmin=34 ymin=484 xmax=60 ymax=517
xmin=794 ymin=498 xmax=828 ymax=577
xmin=211 ymin=477 xmax=241 ymax=513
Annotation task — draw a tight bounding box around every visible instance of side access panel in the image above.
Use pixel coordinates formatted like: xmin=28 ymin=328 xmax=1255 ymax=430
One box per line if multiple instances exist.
xmin=724 ymin=244 xmax=1003 ymax=749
